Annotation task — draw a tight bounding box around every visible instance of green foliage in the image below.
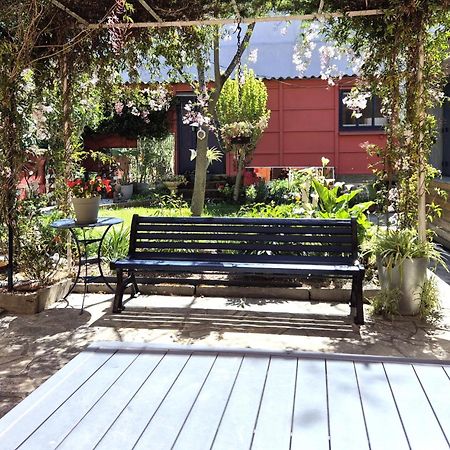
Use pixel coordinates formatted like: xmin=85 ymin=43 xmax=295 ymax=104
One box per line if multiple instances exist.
xmin=366 ymin=228 xmax=445 ymax=269
xmin=217 ymin=67 xmax=270 ymax=153
xmin=102 ymin=225 xmax=130 ymax=262
xmin=371 ymin=288 xmax=401 ymax=319
xmin=239 ymin=202 xmax=299 ymax=218
xmin=310 ymin=179 xmax=374 ymax=242
xmin=371 ymin=276 xmax=441 ymax=322
xmin=117 ymin=134 xmax=174 ymax=184
xmin=217 ymin=67 xmax=269 ymax=125
xmin=419 ymin=276 xmax=441 ymax=322
xmin=245 ymin=181 xmax=268 ymax=204
xmin=15 ymin=198 xmax=64 ymax=285
xmin=323 ymin=4 xmax=450 ymax=231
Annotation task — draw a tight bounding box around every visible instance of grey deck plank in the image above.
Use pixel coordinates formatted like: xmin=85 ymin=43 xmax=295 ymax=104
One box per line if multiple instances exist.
xmin=18 ymin=350 xmax=139 ymax=450
xmin=326 ymin=360 xmax=370 ymax=450
xmin=0 ymin=347 xmax=114 ymax=450
xmin=384 ymin=362 xmax=449 ymax=450
xmin=413 ymin=364 xmax=450 ymax=444
xmin=56 ymin=351 xmax=166 ymax=450
xmin=211 ymin=355 xmax=270 ymax=450
xmin=172 ymin=354 xmax=243 ymax=450
xmin=133 ymin=353 xmax=218 ymax=450
xmin=95 ymin=352 xmax=191 ymax=450
xmin=291 ymin=359 xmax=329 ymax=450
xmin=251 ymin=356 xmax=297 ymax=450
xmin=355 ymin=362 xmax=409 ymax=450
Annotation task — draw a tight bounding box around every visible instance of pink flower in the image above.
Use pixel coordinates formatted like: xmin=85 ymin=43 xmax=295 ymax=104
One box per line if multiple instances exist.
xmin=114 ymin=102 xmax=124 ymax=115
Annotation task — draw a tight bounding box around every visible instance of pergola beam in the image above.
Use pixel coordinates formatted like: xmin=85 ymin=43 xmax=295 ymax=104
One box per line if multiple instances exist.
xmin=50 ymin=0 xmax=89 ymax=26
xmin=86 ymin=9 xmax=385 ymax=29
xmin=137 ymin=0 xmax=163 ymax=22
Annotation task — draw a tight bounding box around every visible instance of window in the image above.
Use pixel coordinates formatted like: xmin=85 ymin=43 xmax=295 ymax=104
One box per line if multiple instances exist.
xmin=340 ymin=90 xmax=387 ymax=130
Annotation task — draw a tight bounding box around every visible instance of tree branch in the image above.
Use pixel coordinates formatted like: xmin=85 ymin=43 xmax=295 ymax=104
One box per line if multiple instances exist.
xmin=221 ymin=21 xmax=256 ymax=83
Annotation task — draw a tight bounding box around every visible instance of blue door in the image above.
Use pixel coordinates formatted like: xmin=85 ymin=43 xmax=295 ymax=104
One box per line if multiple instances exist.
xmin=176 ymin=96 xmax=226 ymax=175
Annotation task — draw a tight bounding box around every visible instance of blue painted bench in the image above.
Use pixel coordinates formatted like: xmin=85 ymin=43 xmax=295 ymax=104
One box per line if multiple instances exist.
xmin=110 ymin=215 xmax=365 ymax=324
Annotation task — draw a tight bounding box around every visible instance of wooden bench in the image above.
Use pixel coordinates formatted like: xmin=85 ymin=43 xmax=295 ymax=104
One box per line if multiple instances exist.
xmin=110 ymin=215 xmax=365 ymax=324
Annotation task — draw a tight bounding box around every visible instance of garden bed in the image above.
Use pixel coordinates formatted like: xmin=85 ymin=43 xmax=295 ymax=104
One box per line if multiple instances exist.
xmin=0 ymin=279 xmax=71 ymax=314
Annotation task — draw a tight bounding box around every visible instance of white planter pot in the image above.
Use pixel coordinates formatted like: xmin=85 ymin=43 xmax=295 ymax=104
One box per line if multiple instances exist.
xmin=377 ymin=257 xmax=428 ymax=315
xmin=163 ymin=181 xmax=180 ymax=194
xmin=120 ymin=184 xmax=133 ymax=201
xmin=72 ymin=196 xmax=100 ymax=225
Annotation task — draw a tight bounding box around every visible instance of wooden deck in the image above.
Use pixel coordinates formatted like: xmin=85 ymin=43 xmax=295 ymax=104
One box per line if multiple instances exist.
xmin=1 ymin=342 xmax=450 ymax=450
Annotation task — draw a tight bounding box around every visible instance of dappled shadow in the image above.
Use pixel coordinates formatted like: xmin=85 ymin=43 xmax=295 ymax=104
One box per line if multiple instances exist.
xmin=0 ymin=308 xmax=95 ymax=418
xmin=93 ymin=306 xmax=360 ymax=341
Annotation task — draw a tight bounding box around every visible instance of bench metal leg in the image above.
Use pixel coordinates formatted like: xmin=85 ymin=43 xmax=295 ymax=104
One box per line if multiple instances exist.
xmin=113 ymin=269 xmax=125 ymax=313
xmin=130 ymin=271 xmax=140 ymax=298
xmin=352 ymin=272 xmax=364 ymax=325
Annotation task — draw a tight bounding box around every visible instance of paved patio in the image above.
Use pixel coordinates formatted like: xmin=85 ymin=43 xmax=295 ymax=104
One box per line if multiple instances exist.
xmin=1 ymin=273 xmax=450 ymax=419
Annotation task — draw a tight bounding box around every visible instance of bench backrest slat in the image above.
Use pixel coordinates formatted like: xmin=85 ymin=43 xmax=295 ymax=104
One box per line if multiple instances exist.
xmin=128 ymin=215 xmax=359 ymax=265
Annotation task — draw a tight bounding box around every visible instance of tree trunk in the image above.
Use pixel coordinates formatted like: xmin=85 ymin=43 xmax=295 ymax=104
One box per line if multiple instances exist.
xmin=233 ymin=155 xmax=245 ymax=202
xmin=190 ymin=127 xmax=210 ymax=216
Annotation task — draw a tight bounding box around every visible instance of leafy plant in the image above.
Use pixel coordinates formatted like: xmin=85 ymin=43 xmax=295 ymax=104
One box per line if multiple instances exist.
xmin=310 ymin=179 xmax=374 ymax=243
xmin=371 ymin=288 xmax=401 ymax=319
xmin=217 ymin=68 xmax=270 ymax=201
xmin=16 ymin=204 xmax=64 ymax=286
xmin=419 ymin=276 xmax=441 ymax=322
xmin=367 ymin=228 xmax=445 ymax=269
xmin=102 ymin=225 xmax=130 ymax=262
xmin=239 ymin=202 xmax=299 ymax=218
xmin=67 ymin=176 xmax=112 ymax=199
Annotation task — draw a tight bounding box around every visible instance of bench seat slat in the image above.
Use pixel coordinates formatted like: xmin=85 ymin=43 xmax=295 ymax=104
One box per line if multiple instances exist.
xmin=115 ymin=252 xmax=355 ymax=265
xmin=134 ymin=232 xmax=354 ymax=244
xmin=136 ymin=224 xmax=352 ymax=235
xmin=134 ymin=241 xmax=353 ymax=254
xmin=137 ymin=216 xmax=353 ymax=227
xmin=111 ymin=258 xmax=361 ymax=275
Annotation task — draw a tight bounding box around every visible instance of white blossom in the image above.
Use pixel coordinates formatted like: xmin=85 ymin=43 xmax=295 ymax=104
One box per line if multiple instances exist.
xmin=248 ymin=48 xmax=258 ymax=64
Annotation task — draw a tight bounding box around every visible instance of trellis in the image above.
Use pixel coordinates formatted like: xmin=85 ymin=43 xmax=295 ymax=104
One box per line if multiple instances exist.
xmin=0 ymin=0 xmax=447 ymax=290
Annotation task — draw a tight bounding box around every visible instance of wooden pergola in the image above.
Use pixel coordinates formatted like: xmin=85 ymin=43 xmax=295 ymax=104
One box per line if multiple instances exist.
xmin=2 ymin=0 xmax=448 ymax=289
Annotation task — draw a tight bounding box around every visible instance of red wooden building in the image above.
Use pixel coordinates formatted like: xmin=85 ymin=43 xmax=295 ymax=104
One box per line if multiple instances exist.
xmin=87 ymin=22 xmax=387 ymax=180
xmin=171 ymin=77 xmax=386 ymax=180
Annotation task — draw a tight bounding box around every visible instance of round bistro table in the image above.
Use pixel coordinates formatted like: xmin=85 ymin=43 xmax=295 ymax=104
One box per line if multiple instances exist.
xmin=51 ymin=217 xmax=123 ymax=312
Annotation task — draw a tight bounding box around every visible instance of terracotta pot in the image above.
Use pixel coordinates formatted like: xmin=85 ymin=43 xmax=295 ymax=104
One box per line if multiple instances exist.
xmin=72 ymin=196 xmax=100 ymax=224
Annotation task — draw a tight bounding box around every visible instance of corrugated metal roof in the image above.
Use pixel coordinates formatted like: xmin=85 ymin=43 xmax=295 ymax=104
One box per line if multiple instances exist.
xmin=134 ymin=21 xmax=356 ymax=83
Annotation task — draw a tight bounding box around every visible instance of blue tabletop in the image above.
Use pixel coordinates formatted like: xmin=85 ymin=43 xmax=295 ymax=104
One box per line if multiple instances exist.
xmin=51 ymin=217 xmax=123 ymax=229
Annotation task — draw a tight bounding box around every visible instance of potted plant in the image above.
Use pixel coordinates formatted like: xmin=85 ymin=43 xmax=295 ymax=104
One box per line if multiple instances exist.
xmin=67 ymin=176 xmax=112 ymax=224
xmin=367 ymin=228 xmax=444 ymax=315
xmin=162 ymin=174 xmax=187 ymax=194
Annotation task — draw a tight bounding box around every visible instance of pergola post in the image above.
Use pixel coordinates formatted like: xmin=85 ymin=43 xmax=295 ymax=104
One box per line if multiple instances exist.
xmin=417 ymin=23 xmax=426 ymax=243
xmin=60 ymin=48 xmax=73 ymax=265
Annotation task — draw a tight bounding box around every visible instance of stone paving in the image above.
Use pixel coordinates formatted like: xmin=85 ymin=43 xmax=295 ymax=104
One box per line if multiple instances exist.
xmin=1 ymin=274 xmax=450 ymax=418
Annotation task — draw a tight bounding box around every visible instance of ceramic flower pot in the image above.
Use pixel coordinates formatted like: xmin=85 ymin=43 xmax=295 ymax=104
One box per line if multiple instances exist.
xmin=377 ymin=256 xmax=428 ymax=315
xmin=72 ymin=196 xmax=100 ymax=225
xmin=133 ymin=182 xmax=149 ymax=195
xmin=120 ymin=184 xmax=134 ymax=201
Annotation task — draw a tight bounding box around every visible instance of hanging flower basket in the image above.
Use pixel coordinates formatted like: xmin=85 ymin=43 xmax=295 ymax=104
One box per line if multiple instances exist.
xmin=230 ymin=135 xmax=251 ymax=145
